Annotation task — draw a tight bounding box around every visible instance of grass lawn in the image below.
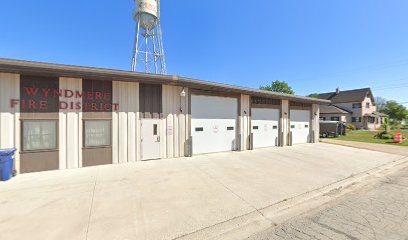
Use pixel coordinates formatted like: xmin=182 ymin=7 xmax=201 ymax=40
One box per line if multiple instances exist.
xmin=334 ymin=130 xmax=408 ymax=147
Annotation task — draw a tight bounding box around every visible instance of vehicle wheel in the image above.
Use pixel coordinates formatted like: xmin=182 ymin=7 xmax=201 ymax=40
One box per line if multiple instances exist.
xmin=322 ymin=133 xmax=328 ymax=138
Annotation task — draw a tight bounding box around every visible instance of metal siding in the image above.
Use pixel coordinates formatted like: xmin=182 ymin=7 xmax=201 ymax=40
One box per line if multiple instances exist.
xmin=281 ymin=100 xmax=289 ymax=146
xmin=113 ymin=81 xmax=139 ymax=164
xmin=0 ymin=73 xmax=20 ymax=172
xmin=312 ymin=104 xmax=320 ymax=143
xmin=59 ymin=77 xmax=82 ymax=169
xmin=162 ymin=85 xmax=188 ymax=159
xmin=139 ymin=83 xmax=162 ymax=117
xmin=240 ymin=95 xmax=250 ymax=151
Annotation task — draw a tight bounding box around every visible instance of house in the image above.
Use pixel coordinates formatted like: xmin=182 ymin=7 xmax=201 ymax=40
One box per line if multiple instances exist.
xmin=317 ymin=88 xmax=387 ymax=130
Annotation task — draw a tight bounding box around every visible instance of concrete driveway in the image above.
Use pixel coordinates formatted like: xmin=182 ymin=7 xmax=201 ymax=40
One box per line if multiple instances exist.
xmin=0 ymin=144 xmax=405 ymax=240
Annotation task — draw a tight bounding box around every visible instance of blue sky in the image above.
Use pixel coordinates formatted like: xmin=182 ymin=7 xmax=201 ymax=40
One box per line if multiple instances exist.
xmin=1 ymin=0 xmax=407 ymax=105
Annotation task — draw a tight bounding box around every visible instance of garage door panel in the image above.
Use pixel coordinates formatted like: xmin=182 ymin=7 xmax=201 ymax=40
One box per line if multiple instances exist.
xmin=191 ymin=95 xmax=237 ymax=119
xmin=290 ymin=109 xmax=310 ymax=145
xmin=191 ymin=95 xmax=237 ymax=155
xmin=192 ymin=119 xmax=236 ymax=154
xmin=252 ymin=108 xmax=280 ymax=149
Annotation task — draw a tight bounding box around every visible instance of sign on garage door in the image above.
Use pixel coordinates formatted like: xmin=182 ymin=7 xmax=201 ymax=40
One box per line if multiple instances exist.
xmin=290 ymin=109 xmax=311 ymax=145
xmin=191 ymin=95 xmax=238 ymax=154
xmin=252 ymin=108 xmax=280 ymax=148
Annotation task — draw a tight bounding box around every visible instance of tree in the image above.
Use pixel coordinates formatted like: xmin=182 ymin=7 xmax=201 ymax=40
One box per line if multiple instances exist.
xmin=307 ymin=93 xmax=320 ymax=98
xmin=382 ymin=100 xmax=408 ymax=125
xmin=375 ymin=97 xmax=387 ymax=112
xmin=260 ymin=80 xmax=295 ymax=95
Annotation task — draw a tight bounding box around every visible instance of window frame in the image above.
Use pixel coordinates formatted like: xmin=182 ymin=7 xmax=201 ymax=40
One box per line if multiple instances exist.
xmin=21 ymin=119 xmax=59 ymax=152
xmin=366 ymin=102 xmax=370 ymax=109
xmin=83 ymin=119 xmax=112 ymax=148
xmin=331 ymin=117 xmax=340 ymax=121
xmin=352 ymin=103 xmax=362 ymax=109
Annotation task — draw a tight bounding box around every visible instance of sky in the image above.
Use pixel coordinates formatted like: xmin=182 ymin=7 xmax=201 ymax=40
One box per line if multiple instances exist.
xmin=0 ymin=0 xmax=407 ymax=105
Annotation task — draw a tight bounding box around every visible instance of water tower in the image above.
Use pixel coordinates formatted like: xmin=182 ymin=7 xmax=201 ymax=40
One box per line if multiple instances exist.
xmin=132 ymin=0 xmax=166 ymax=74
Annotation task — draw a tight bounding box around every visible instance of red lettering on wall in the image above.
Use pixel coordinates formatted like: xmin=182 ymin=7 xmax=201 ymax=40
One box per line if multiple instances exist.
xmin=39 ymin=101 xmax=47 ymax=110
xmin=28 ymin=100 xmax=36 ymax=109
xmin=95 ymin=92 xmax=102 ymax=100
xmin=59 ymin=102 xmax=68 ymax=110
xmin=10 ymin=99 xmax=19 ymax=108
xmin=41 ymin=88 xmax=51 ymax=97
xmin=65 ymin=90 xmax=74 ymax=98
xmin=24 ymin=87 xmax=39 ymax=96
xmin=53 ymin=89 xmax=62 ymax=97
xmin=91 ymin=103 xmax=97 ymax=111
xmin=87 ymin=92 xmax=93 ymax=100
xmin=75 ymin=91 xmax=84 ymax=98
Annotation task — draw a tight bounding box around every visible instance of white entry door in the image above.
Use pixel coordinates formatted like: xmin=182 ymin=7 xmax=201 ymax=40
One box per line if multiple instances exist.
xmin=252 ymin=108 xmax=280 ymax=148
xmin=191 ymin=95 xmax=238 ymax=155
xmin=290 ymin=110 xmax=311 ymax=145
xmin=141 ymin=119 xmax=161 ymax=160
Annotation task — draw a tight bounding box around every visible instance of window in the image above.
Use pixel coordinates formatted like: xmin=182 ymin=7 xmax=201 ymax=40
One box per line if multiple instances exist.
xmin=195 ymin=127 xmax=204 ymax=132
xmin=352 ymin=117 xmax=361 ymax=123
xmin=320 ymin=117 xmax=326 ymax=121
xmin=331 ymin=117 xmax=340 ymax=121
xmin=22 ymin=120 xmax=58 ymax=151
xmin=366 ymin=102 xmax=370 ymax=109
xmin=369 ymin=117 xmax=376 ymax=124
xmin=351 ymin=117 xmax=361 ymax=122
xmin=253 ymin=126 xmax=259 ymax=130
xmin=84 ymin=120 xmax=111 ymax=147
xmin=227 ymin=127 xmax=234 ymax=131
xmin=352 ymin=103 xmax=362 ymax=109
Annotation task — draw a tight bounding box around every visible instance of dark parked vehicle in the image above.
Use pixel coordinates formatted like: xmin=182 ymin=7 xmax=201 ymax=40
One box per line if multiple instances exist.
xmin=320 ymin=121 xmax=346 ymax=138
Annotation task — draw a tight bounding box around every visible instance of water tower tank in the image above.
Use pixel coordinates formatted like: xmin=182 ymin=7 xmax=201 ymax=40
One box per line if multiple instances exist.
xmin=134 ymin=0 xmax=158 ymax=30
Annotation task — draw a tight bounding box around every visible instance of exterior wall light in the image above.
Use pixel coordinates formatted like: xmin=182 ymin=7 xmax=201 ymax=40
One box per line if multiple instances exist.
xmin=180 ymin=87 xmax=186 ymax=97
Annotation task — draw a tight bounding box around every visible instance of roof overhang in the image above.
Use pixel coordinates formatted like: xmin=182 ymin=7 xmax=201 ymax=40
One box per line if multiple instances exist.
xmin=0 ymin=58 xmax=330 ymax=105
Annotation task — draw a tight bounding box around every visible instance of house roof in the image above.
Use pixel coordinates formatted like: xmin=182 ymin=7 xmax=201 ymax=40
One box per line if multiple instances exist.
xmin=0 ymin=58 xmax=330 ymax=105
xmin=364 ymin=111 xmax=388 ymax=117
xmin=320 ymin=104 xmax=353 ymax=114
xmin=317 ymin=88 xmax=374 ymax=104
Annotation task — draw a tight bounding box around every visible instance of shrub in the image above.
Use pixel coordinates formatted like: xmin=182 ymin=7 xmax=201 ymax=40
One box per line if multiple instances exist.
xmin=346 ymin=124 xmax=355 ymax=131
xmin=374 ymin=131 xmax=393 ymax=140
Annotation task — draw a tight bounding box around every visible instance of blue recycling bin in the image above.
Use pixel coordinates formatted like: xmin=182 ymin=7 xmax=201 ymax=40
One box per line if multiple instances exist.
xmin=0 ymin=149 xmax=16 ymax=181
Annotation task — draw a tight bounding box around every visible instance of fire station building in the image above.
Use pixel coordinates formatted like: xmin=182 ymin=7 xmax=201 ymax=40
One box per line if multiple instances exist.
xmin=0 ymin=59 xmax=329 ymax=174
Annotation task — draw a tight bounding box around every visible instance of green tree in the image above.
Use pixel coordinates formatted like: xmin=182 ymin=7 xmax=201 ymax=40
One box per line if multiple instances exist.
xmin=375 ymin=97 xmax=387 ymax=112
xmin=382 ymin=100 xmax=408 ymax=125
xmin=307 ymin=93 xmax=320 ymax=98
xmin=260 ymin=80 xmax=295 ymax=95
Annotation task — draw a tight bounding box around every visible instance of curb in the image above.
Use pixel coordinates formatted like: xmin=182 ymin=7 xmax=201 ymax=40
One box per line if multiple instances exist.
xmin=175 ymin=156 xmax=408 ymax=240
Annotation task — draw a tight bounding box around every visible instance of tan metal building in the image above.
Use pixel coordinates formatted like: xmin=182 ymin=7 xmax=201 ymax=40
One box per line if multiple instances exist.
xmin=0 ymin=59 xmax=329 ymax=174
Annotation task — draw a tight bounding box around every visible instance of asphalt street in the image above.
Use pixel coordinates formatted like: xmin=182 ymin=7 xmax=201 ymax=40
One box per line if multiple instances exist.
xmin=248 ymin=166 xmax=408 ymax=240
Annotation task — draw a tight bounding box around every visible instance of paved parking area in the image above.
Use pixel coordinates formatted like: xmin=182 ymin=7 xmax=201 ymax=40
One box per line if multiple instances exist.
xmin=0 ymin=143 xmax=405 ymax=240
xmin=248 ymin=166 xmax=408 ymax=240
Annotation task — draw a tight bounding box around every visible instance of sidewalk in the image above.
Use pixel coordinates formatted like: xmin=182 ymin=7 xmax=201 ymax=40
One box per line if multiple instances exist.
xmin=0 ymin=143 xmax=406 ymax=240
xmin=321 ymin=139 xmax=408 ymax=156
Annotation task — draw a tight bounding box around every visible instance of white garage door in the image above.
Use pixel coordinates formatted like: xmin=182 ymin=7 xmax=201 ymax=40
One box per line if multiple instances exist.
xmin=290 ymin=109 xmax=311 ymax=145
xmin=191 ymin=95 xmax=238 ymax=155
xmin=251 ymin=108 xmax=280 ymax=149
